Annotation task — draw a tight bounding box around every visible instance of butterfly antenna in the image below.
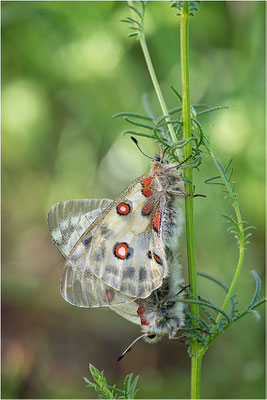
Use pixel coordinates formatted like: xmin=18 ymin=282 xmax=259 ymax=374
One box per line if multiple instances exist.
xmin=160 ymin=145 xmax=170 ymax=163
xmin=164 ymin=154 xmax=193 ymax=170
xmin=178 ymin=154 xmax=193 ymax=167
xmin=131 ymin=137 xmax=154 ymax=160
xmin=117 ymin=333 xmax=147 ymax=361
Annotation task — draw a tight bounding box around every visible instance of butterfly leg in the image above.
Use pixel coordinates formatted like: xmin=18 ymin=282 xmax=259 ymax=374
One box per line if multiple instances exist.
xmin=166 ymin=189 xmax=188 ymax=197
xmin=176 ymin=284 xmax=190 ymax=296
xmin=167 ymin=188 xmax=206 ymax=198
xmin=163 ymin=284 xmax=190 ymax=305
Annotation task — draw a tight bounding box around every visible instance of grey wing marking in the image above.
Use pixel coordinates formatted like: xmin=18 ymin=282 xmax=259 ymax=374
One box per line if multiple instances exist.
xmin=47 ymin=198 xmax=113 ymax=257
xmin=61 ymin=257 xmax=135 ymax=308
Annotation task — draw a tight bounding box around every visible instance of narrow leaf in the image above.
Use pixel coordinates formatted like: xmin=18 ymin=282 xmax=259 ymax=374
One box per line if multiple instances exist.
xmin=205 ymin=181 xmax=225 ymax=186
xmin=129 ymin=375 xmax=139 ymax=399
xmin=200 ymin=305 xmax=219 ymax=329
xmin=174 ymin=298 xmax=232 ymax=323
xmin=112 ymin=112 xmax=153 ymax=121
xmin=249 ymin=270 xmax=262 ymax=307
xmin=170 ymin=85 xmax=182 ymax=102
xmin=128 ymin=32 xmax=139 ymax=38
xmin=204 ymin=175 xmax=221 ymax=183
xmin=225 ymin=158 xmax=233 ymax=173
xmin=126 ymin=16 xmax=141 ymax=26
xmin=157 ymin=119 xmax=183 ymax=128
xmin=168 ymin=105 xmax=183 ymax=116
xmin=128 ymin=5 xmax=143 ymax=19
xmin=123 ymin=116 xmax=156 ymax=130
xmin=122 ymin=130 xmax=154 ymax=138
xmin=197 ymin=105 xmax=229 ymax=116
xmin=228 ymin=168 xmax=234 ymax=182
xmin=216 ymin=158 xmax=228 ymax=181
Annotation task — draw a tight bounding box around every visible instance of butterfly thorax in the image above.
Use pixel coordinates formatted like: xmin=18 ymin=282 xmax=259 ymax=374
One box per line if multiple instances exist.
xmin=150 ymin=160 xmax=183 ymax=190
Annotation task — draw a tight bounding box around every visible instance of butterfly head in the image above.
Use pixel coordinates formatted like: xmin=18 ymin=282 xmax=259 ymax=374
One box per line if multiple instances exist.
xmin=150 ymin=154 xmax=182 ymax=180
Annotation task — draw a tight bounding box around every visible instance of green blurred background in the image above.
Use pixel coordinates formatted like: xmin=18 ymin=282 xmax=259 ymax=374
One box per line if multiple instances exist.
xmin=2 ymin=1 xmax=265 ymax=399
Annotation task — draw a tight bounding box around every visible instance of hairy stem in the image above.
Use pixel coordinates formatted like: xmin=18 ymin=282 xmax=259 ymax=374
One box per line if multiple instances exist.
xmin=180 ymin=3 xmax=202 ymax=399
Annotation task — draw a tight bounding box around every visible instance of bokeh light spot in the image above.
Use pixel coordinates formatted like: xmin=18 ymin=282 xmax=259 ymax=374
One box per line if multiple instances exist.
xmin=3 ymin=80 xmax=45 ymax=134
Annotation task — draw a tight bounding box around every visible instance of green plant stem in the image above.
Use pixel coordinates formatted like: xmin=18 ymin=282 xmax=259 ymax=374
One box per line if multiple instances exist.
xmin=181 ymin=1 xmax=198 ymax=319
xmin=191 ymin=355 xmax=202 ymax=400
xmin=180 ymin=3 xmax=202 ymax=399
xmin=139 ymin=32 xmax=177 ymax=143
xmin=127 ymin=1 xmax=181 ymax=159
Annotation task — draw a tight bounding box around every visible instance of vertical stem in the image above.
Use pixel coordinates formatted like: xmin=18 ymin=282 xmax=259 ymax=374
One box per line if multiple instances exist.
xmin=191 ymin=355 xmax=202 ymax=399
xmin=128 ymin=0 xmax=181 ymax=158
xmin=139 ymin=32 xmax=178 ymax=146
xmin=180 ymin=2 xmax=202 ymax=399
xmin=181 ymin=2 xmax=198 ymax=318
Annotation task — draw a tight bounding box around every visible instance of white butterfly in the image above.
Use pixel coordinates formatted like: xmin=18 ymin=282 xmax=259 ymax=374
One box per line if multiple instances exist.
xmin=48 ymin=155 xmax=186 ymax=309
xmin=48 ymin=196 xmax=185 ymax=350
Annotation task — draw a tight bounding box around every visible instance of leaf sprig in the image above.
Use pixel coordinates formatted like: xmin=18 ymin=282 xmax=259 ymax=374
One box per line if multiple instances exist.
xmin=84 ymin=364 xmax=139 ymax=399
xmin=120 ymin=1 xmax=146 ymax=39
xmin=170 ymin=1 xmax=200 ymax=16
xmin=180 ymin=270 xmax=265 ymax=351
xmin=112 ymin=89 xmax=209 ymax=167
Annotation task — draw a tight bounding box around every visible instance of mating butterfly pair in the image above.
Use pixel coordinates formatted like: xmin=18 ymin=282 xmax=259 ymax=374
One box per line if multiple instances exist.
xmin=48 ymin=152 xmax=187 ymax=348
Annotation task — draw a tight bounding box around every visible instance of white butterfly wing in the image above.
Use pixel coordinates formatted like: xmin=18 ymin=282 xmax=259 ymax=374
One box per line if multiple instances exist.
xmin=48 ymin=199 xmax=136 ymax=308
xmin=48 ymin=199 xmax=113 ymax=257
xmin=109 ymin=302 xmax=140 ymax=325
xmin=66 ymin=177 xmax=168 ymax=299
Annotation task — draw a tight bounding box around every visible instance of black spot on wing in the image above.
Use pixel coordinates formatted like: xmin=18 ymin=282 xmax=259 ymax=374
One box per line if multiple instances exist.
xmin=106 ymin=265 xmax=117 ymax=275
xmin=138 ymin=267 xmax=147 ymax=282
xmin=126 ymin=246 xmax=134 ymax=260
xmin=93 ymin=247 xmax=106 ymax=262
xmin=99 ymin=225 xmax=114 ymax=239
xmin=82 ymin=236 xmax=92 ymax=247
xmin=123 ymin=266 xmax=135 ymax=279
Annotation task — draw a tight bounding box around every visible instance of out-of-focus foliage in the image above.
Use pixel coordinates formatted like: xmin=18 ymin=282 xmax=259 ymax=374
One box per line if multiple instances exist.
xmin=2 ymin=1 xmax=265 ymax=399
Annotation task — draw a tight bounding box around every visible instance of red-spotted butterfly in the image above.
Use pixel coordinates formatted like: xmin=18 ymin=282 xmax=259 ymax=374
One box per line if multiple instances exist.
xmin=48 ymin=152 xmax=187 ymax=309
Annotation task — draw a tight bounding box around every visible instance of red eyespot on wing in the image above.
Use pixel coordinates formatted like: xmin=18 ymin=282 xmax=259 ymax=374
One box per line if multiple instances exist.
xmin=141 ymin=176 xmax=154 ymax=187
xmin=142 ymin=188 xmax=153 ymax=197
xmin=141 ymin=200 xmax=154 ymax=215
xmin=153 ymin=210 xmax=160 ymax=232
xmin=105 ymin=289 xmax=115 ymax=304
xmin=113 ymin=242 xmax=134 ymax=260
xmin=117 ymin=202 xmax=130 ymax=215
xmin=114 ymin=243 xmax=128 ymax=259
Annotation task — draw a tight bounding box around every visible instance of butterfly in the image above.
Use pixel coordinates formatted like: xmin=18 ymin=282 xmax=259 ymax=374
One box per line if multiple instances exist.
xmin=112 ymin=250 xmax=185 ymax=338
xmin=47 ymin=152 xmax=186 ymax=310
